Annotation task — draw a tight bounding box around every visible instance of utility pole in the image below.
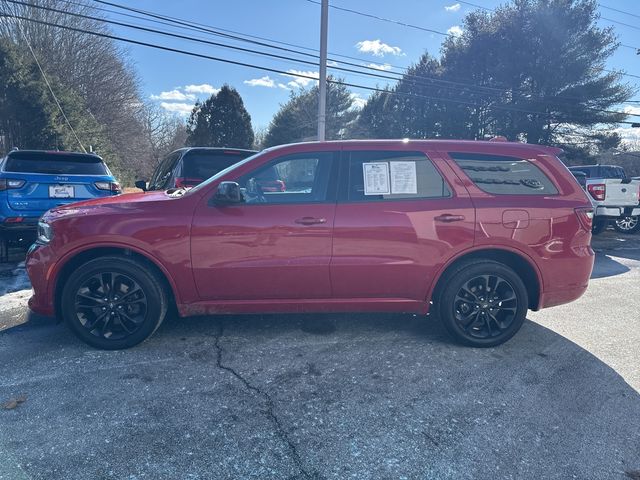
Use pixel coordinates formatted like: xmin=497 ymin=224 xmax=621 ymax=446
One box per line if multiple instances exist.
xmin=317 ymin=0 xmax=329 ymax=141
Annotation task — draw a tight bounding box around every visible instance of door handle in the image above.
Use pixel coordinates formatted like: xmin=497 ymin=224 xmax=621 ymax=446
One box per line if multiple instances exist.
xmin=435 ymin=214 xmax=465 ymax=223
xmin=295 ymin=217 xmax=327 ymax=225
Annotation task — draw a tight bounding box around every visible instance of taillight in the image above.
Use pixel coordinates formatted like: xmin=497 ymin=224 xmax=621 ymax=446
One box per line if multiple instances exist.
xmin=587 ymin=183 xmax=606 ymax=201
xmin=175 ymin=177 xmax=204 ymax=188
xmin=575 ymin=207 xmax=594 ymax=231
xmin=94 ymin=181 xmax=122 ymax=193
xmin=0 ymin=179 xmax=26 ymax=191
xmin=4 ymin=217 xmax=24 ymax=223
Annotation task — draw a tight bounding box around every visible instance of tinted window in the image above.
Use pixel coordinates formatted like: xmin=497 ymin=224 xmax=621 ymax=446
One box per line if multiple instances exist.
xmin=149 ymin=152 xmax=180 ymax=190
xmin=450 ymin=152 xmax=558 ymax=195
xmin=346 ymin=151 xmax=450 ymax=201
xmin=182 ymin=151 xmax=251 ymax=180
xmin=237 ymin=152 xmax=334 ymax=204
xmin=4 ymin=152 xmax=108 ymax=175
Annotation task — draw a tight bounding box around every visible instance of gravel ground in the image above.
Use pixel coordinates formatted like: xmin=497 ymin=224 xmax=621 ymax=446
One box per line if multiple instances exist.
xmin=0 ymin=231 xmax=639 ymax=480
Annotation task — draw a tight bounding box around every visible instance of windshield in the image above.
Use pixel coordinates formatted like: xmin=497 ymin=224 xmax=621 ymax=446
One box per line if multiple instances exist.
xmin=186 ymin=149 xmax=266 ymax=195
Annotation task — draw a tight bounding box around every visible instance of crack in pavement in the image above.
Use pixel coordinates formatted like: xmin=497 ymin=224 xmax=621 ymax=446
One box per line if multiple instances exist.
xmin=212 ymin=321 xmax=320 ymax=480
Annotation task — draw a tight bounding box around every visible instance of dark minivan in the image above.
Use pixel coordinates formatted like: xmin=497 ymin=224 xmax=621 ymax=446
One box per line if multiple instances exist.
xmin=142 ymin=147 xmax=257 ymax=191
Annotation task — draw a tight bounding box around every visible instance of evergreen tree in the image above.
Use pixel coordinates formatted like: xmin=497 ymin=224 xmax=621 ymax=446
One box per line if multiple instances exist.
xmin=264 ymin=80 xmax=356 ymax=147
xmin=186 ymin=85 xmax=254 ymax=149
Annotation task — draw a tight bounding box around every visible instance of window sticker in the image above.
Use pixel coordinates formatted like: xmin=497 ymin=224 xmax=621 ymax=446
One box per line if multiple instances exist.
xmin=363 ymin=162 xmax=391 ymax=195
xmin=390 ymin=161 xmax=417 ymax=194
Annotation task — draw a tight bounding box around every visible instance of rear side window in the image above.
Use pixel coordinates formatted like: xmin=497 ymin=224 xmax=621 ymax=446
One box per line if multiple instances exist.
xmin=345 ymin=151 xmax=450 ymax=201
xmin=4 ymin=152 xmax=108 ymax=175
xmin=182 ymin=151 xmax=251 ymax=181
xmin=450 ymin=152 xmax=558 ymax=195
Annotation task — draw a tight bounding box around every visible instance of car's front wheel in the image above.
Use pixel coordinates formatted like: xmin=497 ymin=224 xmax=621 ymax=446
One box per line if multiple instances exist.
xmin=613 ymin=216 xmax=640 ymax=234
xmin=61 ymin=256 xmax=168 ymax=349
xmin=437 ymin=260 xmax=528 ymax=347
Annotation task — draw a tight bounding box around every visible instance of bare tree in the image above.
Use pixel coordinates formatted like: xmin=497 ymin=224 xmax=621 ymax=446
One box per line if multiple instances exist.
xmin=0 ymin=0 xmax=149 ymax=181
xmin=138 ymin=102 xmax=187 ymax=178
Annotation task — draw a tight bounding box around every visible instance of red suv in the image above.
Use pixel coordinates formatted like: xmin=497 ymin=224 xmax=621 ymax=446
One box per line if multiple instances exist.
xmin=26 ymin=140 xmax=595 ymax=349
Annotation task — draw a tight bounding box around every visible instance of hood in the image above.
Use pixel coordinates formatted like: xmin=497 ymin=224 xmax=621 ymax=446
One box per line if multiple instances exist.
xmin=43 ymin=190 xmax=177 ymax=221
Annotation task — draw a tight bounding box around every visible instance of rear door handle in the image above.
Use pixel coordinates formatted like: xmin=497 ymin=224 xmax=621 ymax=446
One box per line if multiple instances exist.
xmin=295 ymin=217 xmax=327 ymax=225
xmin=435 ymin=214 xmax=465 ymax=223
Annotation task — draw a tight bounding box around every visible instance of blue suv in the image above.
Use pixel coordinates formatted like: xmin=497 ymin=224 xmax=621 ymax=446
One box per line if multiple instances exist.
xmin=0 ymin=150 xmax=121 ymax=242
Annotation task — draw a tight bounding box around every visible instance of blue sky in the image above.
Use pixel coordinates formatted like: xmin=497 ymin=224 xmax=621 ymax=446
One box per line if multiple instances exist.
xmin=105 ymin=0 xmax=640 ymax=141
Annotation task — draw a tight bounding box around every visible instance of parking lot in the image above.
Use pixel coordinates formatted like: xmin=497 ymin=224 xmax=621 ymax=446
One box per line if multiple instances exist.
xmin=0 ymin=232 xmax=639 ymax=480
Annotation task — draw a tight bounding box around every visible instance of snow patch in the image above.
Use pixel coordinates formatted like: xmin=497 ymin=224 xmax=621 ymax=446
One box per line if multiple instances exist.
xmin=0 ymin=289 xmax=32 ymax=313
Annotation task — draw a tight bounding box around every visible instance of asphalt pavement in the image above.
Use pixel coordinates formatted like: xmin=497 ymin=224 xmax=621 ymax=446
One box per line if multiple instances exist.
xmin=0 ymin=232 xmax=639 ymax=479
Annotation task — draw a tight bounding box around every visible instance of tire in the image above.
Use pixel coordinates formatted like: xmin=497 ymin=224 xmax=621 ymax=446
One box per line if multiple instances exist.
xmin=61 ymin=256 xmax=168 ymax=349
xmin=613 ymin=216 xmax=640 ymax=234
xmin=437 ymin=260 xmax=528 ymax=348
xmin=591 ymin=218 xmax=608 ymax=235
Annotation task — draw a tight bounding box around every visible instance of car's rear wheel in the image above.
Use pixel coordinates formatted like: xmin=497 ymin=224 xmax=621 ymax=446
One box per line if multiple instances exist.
xmin=61 ymin=256 xmax=168 ymax=350
xmin=437 ymin=260 xmax=528 ymax=347
xmin=613 ymin=216 xmax=640 ymax=234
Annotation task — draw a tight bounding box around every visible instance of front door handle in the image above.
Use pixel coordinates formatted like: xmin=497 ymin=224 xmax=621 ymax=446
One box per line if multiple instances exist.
xmin=295 ymin=217 xmax=327 ymax=225
xmin=435 ymin=214 xmax=465 ymax=223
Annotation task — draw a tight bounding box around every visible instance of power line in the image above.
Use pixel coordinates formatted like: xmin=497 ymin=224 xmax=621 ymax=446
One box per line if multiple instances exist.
xmin=305 ymin=0 xmax=640 ymax=53
xmin=303 ymin=0 xmax=451 ymax=37
xmin=2 ymin=11 xmax=638 ymax=127
xmin=599 ymin=4 xmax=640 ymax=20
xmin=0 ymin=0 xmax=86 ymax=152
xmin=8 ymin=0 xmax=639 ymax=119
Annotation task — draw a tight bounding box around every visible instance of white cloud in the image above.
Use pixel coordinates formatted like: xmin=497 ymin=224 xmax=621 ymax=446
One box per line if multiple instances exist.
xmin=244 ymin=76 xmax=276 ymax=88
xmin=277 ymin=83 xmax=291 ymax=90
xmin=445 ymin=3 xmax=461 ymax=12
xmin=159 ymin=102 xmax=194 ymax=115
xmin=184 ymin=84 xmax=219 ymax=95
xmin=366 ymin=63 xmax=393 ymax=71
xmin=447 ymin=25 xmax=464 ymax=37
xmin=327 ymin=60 xmax=339 ymax=67
xmin=283 ymin=69 xmax=319 ymax=88
xmin=355 ymin=39 xmax=403 ymax=57
xmin=350 ymin=93 xmax=367 ymax=110
xmin=150 ymin=89 xmax=195 ymax=101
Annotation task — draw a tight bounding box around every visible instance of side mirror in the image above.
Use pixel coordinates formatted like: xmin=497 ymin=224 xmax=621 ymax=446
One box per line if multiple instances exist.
xmin=135 ymin=180 xmax=147 ymax=192
xmin=213 ymin=181 xmax=243 ymax=205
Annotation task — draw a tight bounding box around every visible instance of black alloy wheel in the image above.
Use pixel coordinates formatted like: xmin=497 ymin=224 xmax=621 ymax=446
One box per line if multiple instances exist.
xmin=438 ymin=260 xmax=528 ymax=347
xmin=61 ymin=256 xmax=168 ymax=349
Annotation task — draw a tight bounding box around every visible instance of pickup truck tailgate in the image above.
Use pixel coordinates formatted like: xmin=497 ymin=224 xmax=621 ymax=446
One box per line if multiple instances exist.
xmin=588 ymin=179 xmax=639 ymax=206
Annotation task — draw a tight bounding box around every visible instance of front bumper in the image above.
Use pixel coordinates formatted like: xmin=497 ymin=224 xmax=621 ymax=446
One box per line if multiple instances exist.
xmin=25 ymin=243 xmax=56 ymax=317
xmin=595 ymin=206 xmax=640 ymax=218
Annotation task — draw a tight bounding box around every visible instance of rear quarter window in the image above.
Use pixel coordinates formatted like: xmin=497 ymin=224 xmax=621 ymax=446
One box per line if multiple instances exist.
xmin=4 ymin=153 xmax=108 ymax=175
xmin=450 ymin=152 xmax=558 ymax=195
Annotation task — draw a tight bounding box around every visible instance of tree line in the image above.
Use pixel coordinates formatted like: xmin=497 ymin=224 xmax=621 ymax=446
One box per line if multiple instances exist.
xmin=0 ymin=0 xmax=636 ymax=184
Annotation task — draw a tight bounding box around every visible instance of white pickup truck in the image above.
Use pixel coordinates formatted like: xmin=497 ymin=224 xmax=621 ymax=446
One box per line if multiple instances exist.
xmin=568 ymin=165 xmax=640 ymax=234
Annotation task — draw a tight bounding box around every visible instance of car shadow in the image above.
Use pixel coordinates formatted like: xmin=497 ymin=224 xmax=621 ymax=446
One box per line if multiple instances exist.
xmin=590 ymin=251 xmax=631 ymax=279
xmin=1 ymin=310 xmax=639 ymax=478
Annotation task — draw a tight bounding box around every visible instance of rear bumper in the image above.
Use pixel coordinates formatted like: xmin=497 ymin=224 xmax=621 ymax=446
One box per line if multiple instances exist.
xmin=538 ymin=245 xmax=594 ymax=309
xmin=595 ymin=206 xmax=640 ymax=218
xmin=539 ymin=285 xmax=589 ymax=309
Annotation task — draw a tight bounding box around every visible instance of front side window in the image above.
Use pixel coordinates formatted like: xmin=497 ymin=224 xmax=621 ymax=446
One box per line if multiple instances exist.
xmin=236 ymin=152 xmax=334 ymax=204
xmin=345 ymin=150 xmax=450 ymax=201
xmin=450 ymin=152 xmax=559 ymax=195
xmin=149 ymin=152 xmax=180 ymax=190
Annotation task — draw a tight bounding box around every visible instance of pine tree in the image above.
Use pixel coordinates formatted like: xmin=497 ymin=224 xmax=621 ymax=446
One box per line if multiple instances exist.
xmin=186 ymin=85 xmax=254 ymax=149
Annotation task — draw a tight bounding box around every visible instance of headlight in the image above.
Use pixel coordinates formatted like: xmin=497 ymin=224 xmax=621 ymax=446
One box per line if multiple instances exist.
xmin=37 ymin=221 xmax=53 ymax=244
